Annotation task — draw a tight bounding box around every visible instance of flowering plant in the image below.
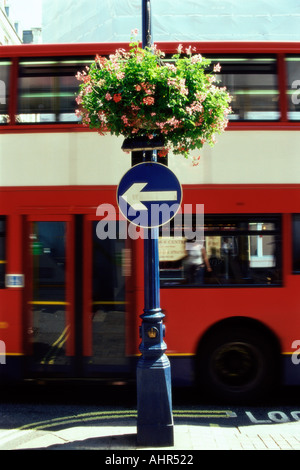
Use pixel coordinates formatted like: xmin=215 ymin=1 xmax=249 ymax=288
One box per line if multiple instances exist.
xmin=75 ymin=32 xmax=232 ymax=159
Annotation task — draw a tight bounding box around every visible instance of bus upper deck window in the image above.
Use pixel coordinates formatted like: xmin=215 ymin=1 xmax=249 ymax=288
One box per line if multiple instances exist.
xmin=208 ymin=55 xmax=279 ymax=121
xmin=17 ymin=57 xmax=92 ymax=124
xmin=0 ymin=218 xmax=6 ymax=288
xmin=0 ymin=61 xmax=10 ymax=124
xmin=287 ymin=57 xmax=300 ymax=121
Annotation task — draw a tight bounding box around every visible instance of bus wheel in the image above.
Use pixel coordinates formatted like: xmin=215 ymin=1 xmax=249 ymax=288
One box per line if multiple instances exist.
xmin=196 ymin=325 xmax=278 ymax=404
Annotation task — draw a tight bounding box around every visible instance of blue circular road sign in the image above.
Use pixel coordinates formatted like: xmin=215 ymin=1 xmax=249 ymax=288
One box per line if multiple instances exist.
xmin=117 ymin=162 xmax=182 ymax=228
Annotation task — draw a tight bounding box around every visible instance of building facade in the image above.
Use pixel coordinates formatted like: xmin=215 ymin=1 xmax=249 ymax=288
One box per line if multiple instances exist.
xmin=42 ymin=0 xmax=300 ymax=44
xmin=0 ymin=0 xmax=21 ymax=44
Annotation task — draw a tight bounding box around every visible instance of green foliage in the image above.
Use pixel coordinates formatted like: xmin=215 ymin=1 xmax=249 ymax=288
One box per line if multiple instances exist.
xmin=76 ymin=36 xmax=232 ymax=159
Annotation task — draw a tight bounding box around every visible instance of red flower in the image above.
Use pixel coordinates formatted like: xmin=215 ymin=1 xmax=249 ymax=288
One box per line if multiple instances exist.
xmin=113 ymin=93 xmax=122 ymax=103
xmin=158 ymin=149 xmax=168 ymax=158
xmin=143 ymin=96 xmax=155 ymax=106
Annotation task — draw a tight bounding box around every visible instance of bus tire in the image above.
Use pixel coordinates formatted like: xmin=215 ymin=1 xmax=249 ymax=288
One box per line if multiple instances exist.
xmin=196 ymin=324 xmax=279 ymax=404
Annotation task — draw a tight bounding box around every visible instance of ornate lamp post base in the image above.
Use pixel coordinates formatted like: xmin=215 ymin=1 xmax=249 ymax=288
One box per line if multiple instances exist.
xmin=137 ymin=351 xmax=174 ymax=446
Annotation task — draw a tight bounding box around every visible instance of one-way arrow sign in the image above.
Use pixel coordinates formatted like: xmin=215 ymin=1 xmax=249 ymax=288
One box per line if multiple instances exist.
xmin=117 ymin=162 xmax=182 ymax=228
xmin=121 ymin=182 xmax=178 ymax=212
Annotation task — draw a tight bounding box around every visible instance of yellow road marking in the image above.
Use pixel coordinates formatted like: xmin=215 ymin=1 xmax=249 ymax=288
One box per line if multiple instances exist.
xmin=13 ymin=409 xmax=236 ymax=432
xmin=40 ymin=326 xmax=70 ymax=365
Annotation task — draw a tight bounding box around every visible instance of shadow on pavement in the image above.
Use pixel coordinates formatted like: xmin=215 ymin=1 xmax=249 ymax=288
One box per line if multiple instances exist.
xmin=31 ymin=433 xmax=138 ymax=450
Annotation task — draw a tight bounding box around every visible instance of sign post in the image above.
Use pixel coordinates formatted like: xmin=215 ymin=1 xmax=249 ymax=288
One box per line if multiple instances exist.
xmin=117 ymin=0 xmax=176 ymax=446
xmin=118 ymin=162 xmax=181 ymax=447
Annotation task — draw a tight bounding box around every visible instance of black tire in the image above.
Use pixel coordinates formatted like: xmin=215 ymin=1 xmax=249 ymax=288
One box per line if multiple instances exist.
xmin=196 ymin=324 xmax=279 ymax=404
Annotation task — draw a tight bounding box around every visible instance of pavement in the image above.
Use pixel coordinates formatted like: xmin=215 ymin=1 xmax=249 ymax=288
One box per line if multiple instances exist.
xmin=1 ymin=415 xmax=300 ymax=450
xmin=1 ymin=382 xmax=300 ymax=451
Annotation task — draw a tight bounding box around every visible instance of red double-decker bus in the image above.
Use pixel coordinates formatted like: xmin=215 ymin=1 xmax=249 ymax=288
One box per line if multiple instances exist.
xmin=1 ymin=41 xmax=300 ymax=402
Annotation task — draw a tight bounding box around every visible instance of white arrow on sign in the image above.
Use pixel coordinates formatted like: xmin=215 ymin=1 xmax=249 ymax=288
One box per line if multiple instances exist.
xmin=121 ymin=182 xmax=178 ymax=211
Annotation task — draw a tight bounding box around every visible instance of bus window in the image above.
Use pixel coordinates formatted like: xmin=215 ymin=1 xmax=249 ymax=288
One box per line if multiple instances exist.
xmin=292 ymin=214 xmax=300 ymax=273
xmin=17 ymin=57 xmax=92 ymax=123
xmin=209 ymin=56 xmax=279 ymax=121
xmin=0 ymin=218 xmax=6 ymax=288
xmin=286 ymin=56 xmax=300 ymax=120
xmin=91 ymin=222 xmax=127 ymax=366
xmin=159 ymin=215 xmax=282 ymax=287
xmin=28 ymin=221 xmax=70 ymax=367
xmin=0 ymin=61 xmax=10 ymax=124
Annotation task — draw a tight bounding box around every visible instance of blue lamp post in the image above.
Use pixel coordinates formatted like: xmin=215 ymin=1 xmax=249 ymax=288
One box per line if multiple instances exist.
xmin=118 ymin=161 xmax=180 ymax=446
xmin=135 ymin=0 xmax=174 ymax=447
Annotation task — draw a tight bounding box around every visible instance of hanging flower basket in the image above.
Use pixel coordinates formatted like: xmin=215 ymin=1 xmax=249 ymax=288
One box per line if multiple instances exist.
xmin=75 ymin=33 xmax=232 ymax=159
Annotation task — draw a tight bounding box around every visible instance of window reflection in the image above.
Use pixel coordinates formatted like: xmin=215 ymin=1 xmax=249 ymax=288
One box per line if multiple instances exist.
xmin=159 ymin=216 xmax=282 ymax=287
xmin=286 ymin=57 xmax=300 ymax=120
xmin=292 ymin=214 xmax=300 ymax=272
xmin=209 ymin=56 xmax=279 ymax=121
xmin=0 ymin=61 xmax=10 ymax=124
xmin=30 ymin=221 xmax=69 ymax=366
xmin=17 ymin=58 xmax=92 ymax=123
xmin=91 ymin=222 xmax=127 ymax=366
xmin=31 ymin=222 xmax=65 ymax=301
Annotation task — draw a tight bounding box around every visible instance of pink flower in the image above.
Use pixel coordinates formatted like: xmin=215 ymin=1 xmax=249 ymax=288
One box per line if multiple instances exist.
xmin=82 ymin=113 xmax=91 ymax=125
xmin=192 ymin=156 xmax=201 ymax=167
xmin=213 ymin=63 xmax=221 ymax=72
xmin=195 ymin=92 xmax=207 ymax=102
xmin=98 ymin=111 xmax=106 ymax=122
xmin=143 ymin=96 xmax=155 ymax=105
xmin=191 ymin=54 xmax=202 ymax=64
xmin=167 ymin=117 xmax=181 ymax=128
xmin=105 ymin=93 xmax=112 ymax=101
xmin=141 ymin=82 xmax=155 ymax=94
xmin=95 ymin=55 xmax=108 ymax=68
xmin=121 ymin=115 xmax=129 ymax=125
xmin=131 ymin=104 xmax=140 ymax=111
xmin=135 ymin=85 xmax=142 ymax=91
xmin=75 ymin=71 xmax=84 ymax=81
xmin=166 ymin=63 xmax=177 ymax=72
xmin=167 ymin=78 xmax=177 ymax=87
xmin=84 ymin=85 xmax=92 ymax=95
